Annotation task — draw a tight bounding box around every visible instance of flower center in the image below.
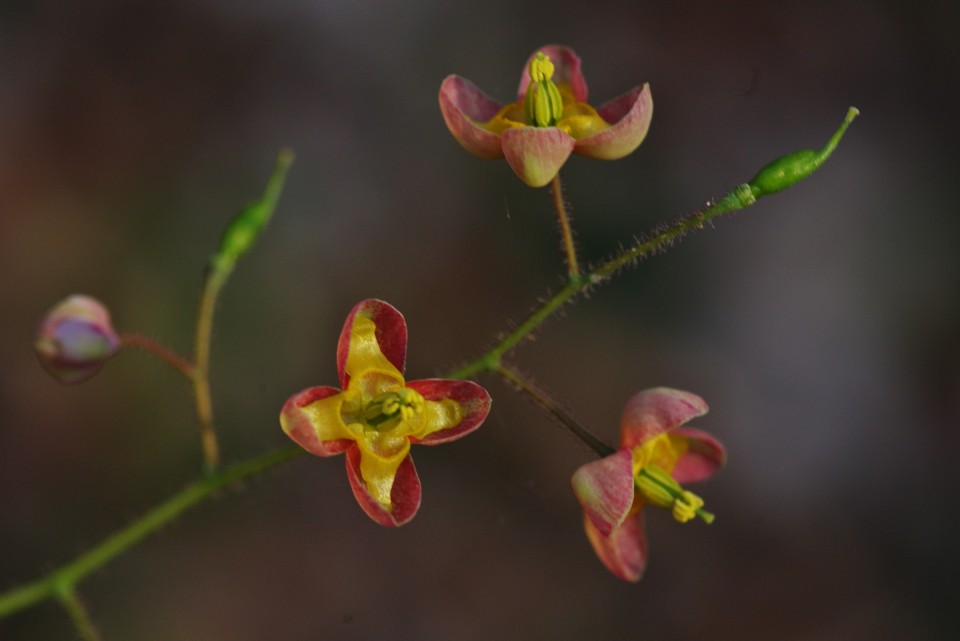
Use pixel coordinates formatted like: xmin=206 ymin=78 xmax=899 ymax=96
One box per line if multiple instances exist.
xmin=635 ymin=465 xmax=715 ymax=524
xmin=363 ymin=388 xmax=425 ymax=432
xmin=523 ymin=52 xmax=564 ymax=128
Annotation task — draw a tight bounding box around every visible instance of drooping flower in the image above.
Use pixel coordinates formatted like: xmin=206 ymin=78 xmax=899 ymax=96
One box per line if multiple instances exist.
xmin=280 ymin=299 xmax=491 ymax=527
xmin=439 ymin=44 xmax=653 ymax=187
xmin=35 ymin=294 xmax=120 ymax=384
xmin=571 ymin=388 xmax=725 ymax=581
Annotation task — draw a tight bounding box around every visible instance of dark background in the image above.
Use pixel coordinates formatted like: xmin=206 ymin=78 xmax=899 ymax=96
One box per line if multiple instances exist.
xmin=1 ymin=1 xmax=958 ymax=639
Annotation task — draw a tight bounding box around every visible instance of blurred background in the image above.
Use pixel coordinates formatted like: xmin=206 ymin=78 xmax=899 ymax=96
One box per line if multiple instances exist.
xmin=1 ymin=0 xmax=958 ymax=639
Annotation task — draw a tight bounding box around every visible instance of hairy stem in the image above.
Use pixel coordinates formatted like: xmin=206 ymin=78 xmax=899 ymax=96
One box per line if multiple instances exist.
xmin=119 ymin=333 xmax=195 ymax=379
xmin=449 ymin=107 xmax=858 ymax=381
xmin=550 ymin=174 xmax=580 ymax=280
xmin=494 ymin=363 xmax=615 ymax=457
xmin=0 ymin=115 xmax=856 ymax=627
xmin=448 ymin=184 xmax=755 ymax=380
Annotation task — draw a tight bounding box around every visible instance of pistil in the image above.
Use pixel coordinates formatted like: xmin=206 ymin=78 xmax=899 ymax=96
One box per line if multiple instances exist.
xmin=523 ymin=52 xmax=564 ymax=127
xmin=363 ymin=388 xmax=425 ymax=432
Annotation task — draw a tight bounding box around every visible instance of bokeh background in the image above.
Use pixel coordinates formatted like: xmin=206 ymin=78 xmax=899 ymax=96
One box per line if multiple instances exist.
xmin=1 ymin=0 xmax=958 ymax=639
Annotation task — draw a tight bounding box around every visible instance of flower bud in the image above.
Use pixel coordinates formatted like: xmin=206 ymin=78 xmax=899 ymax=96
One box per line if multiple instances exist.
xmin=35 ymin=295 xmax=119 ymax=384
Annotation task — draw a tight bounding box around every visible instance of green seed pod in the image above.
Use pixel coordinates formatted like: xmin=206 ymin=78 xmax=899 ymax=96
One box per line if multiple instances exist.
xmin=213 ymin=148 xmax=294 ymax=274
xmin=748 ymin=107 xmax=859 ymax=198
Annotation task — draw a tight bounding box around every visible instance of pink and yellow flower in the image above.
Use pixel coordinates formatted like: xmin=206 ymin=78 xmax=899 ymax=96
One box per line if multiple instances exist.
xmin=439 ymin=44 xmax=653 ymax=187
xmin=571 ymin=388 xmax=725 ymax=581
xmin=280 ymin=299 xmax=491 ymax=527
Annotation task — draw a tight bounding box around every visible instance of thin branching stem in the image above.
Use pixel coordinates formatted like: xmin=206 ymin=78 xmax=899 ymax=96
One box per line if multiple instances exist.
xmin=0 ymin=445 xmax=303 ymax=621
xmin=119 ymin=333 xmax=194 ymax=379
xmin=0 ymin=112 xmax=857 ymax=627
xmin=494 ymin=363 xmax=615 ymax=457
xmin=550 ymin=174 xmax=580 ymax=280
xmin=55 ymin=586 xmax=102 ymax=641
xmin=448 ymin=184 xmax=758 ymax=381
xmin=193 ymin=268 xmax=228 ymax=473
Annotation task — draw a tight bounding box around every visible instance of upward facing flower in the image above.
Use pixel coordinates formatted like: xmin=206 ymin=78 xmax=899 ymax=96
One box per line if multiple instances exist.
xmin=439 ymin=45 xmax=653 ymax=187
xmin=280 ymin=299 xmax=491 ymax=527
xmin=571 ymin=388 xmax=726 ymax=581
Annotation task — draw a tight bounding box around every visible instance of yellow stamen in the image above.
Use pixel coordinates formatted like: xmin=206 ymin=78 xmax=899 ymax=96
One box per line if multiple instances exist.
xmin=528 ymin=52 xmax=555 ymax=82
xmin=363 ymin=388 xmax=424 ymax=432
xmin=636 ymin=465 xmax=715 ymax=524
xmin=524 ymin=52 xmax=564 ymax=128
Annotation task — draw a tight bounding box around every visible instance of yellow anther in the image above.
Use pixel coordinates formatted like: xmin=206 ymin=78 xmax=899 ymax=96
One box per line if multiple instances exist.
xmin=523 ymin=52 xmax=564 ymax=127
xmin=363 ymin=389 xmax=424 ymax=432
xmin=671 ymin=491 xmax=704 ymax=523
xmin=382 ymin=397 xmax=400 ymax=416
xmin=636 ymin=466 xmax=715 ymax=524
xmin=528 ymin=52 xmax=555 ymax=82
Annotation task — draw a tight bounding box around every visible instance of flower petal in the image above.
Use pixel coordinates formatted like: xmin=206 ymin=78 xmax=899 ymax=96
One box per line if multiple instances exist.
xmin=584 ymin=510 xmax=649 ymax=582
xmin=671 ymin=427 xmax=727 ymax=484
xmin=280 ymin=386 xmax=353 ymax=456
xmin=620 ymin=387 xmax=709 ymax=449
xmin=500 ymin=126 xmax=575 ymax=187
xmin=345 ymin=446 xmax=421 ymax=527
xmin=516 ymin=45 xmax=588 ymax=103
xmin=406 ymin=379 xmax=491 ymax=445
xmin=337 ymin=299 xmax=407 ymax=388
xmin=574 ymin=84 xmax=653 ymax=160
xmin=439 ymin=75 xmax=505 ymax=159
xmin=571 ymin=449 xmax=635 ymax=536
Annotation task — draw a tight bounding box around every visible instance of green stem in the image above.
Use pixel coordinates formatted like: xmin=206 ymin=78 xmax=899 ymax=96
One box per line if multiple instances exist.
xmin=55 ymin=586 xmax=102 ymax=641
xmin=494 ymin=363 xmax=615 ymax=457
xmin=119 ymin=333 xmax=195 ymax=380
xmin=193 ymin=268 xmax=228 ymax=473
xmin=191 ymin=150 xmax=293 ymax=474
xmin=550 ymin=174 xmax=580 ymax=280
xmin=0 ymin=445 xmax=303 ymax=621
xmin=448 ymin=107 xmax=858 ymax=382
xmin=447 ymin=184 xmax=755 ymax=381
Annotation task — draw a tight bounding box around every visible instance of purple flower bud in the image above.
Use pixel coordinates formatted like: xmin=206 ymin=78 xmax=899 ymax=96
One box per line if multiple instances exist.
xmin=35 ymin=295 xmax=120 ymax=384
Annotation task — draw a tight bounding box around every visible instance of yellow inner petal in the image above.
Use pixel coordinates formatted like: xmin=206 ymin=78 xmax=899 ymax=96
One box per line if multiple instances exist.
xmin=631 ymin=433 xmax=690 ymax=477
xmin=344 ymin=315 xmax=404 ymax=383
xmin=478 ymin=82 xmax=610 ymax=140
xmin=299 ymin=392 xmax=353 ymax=443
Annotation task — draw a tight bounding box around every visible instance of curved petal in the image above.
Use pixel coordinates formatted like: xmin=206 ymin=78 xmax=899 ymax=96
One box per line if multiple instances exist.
xmin=671 ymin=427 xmax=727 ymax=484
xmin=345 ymin=446 xmax=421 ymax=527
xmin=439 ymin=75 xmax=505 ymax=159
xmin=337 ymin=299 xmax=407 ymax=388
xmin=406 ymin=379 xmax=491 ymax=445
xmin=620 ymin=387 xmax=709 ymax=449
xmin=584 ymin=510 xmax=649 ymax=582
xmin=574 ymin=84 xmax=653 ymax=160
xmin=517 ymin=45 xmax=588 ymax=103
xmin=500 ymin=126 xmax=575 ymax=188
xmin=571 ymin=449 xmax=634 ymax=536
xmin=280 ymin=386 xmax=353 ymax=456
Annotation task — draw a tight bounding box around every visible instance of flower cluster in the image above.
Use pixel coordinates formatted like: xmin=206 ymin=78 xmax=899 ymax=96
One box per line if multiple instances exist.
xmin=439 ymin=45 xmax=653 ymax=187
xmin=30 ymin=45 xmax=732 ymax=590
xmin=571 ymin=388 xmax=725 ymax=581
xmin=280 ymin=299 xmax=491 ymax=526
